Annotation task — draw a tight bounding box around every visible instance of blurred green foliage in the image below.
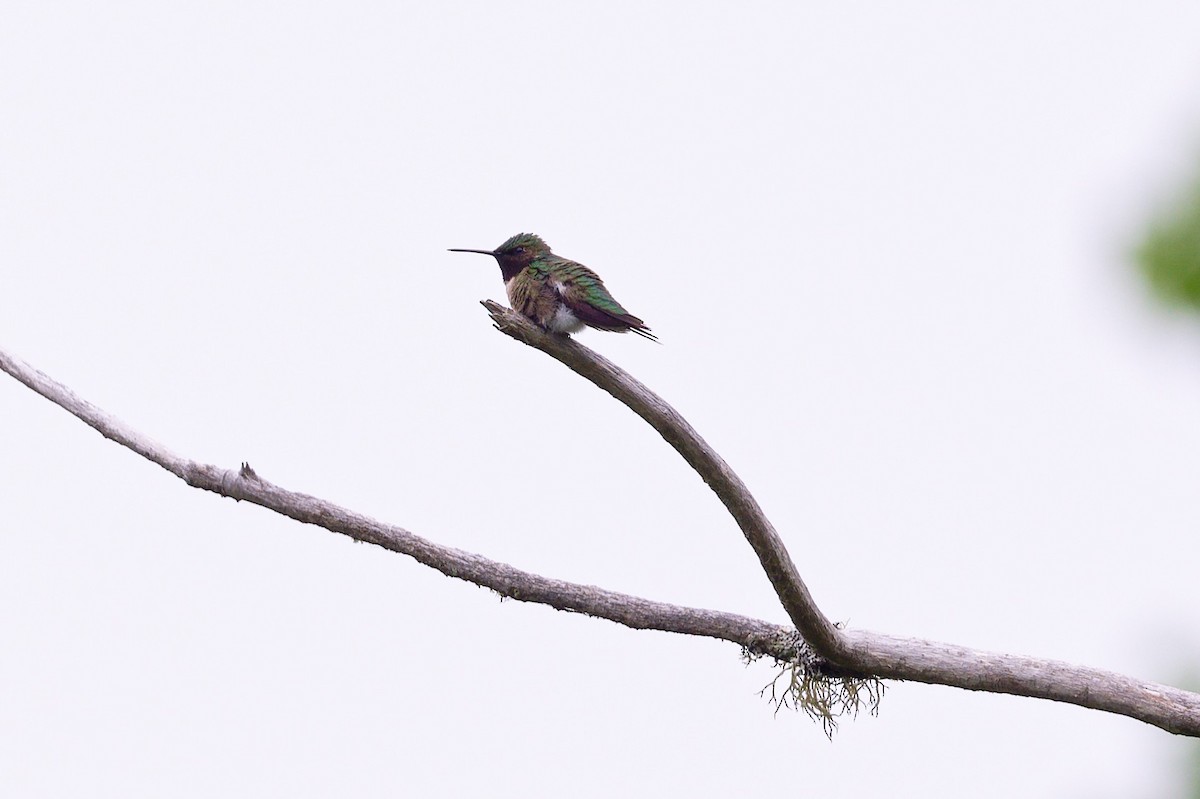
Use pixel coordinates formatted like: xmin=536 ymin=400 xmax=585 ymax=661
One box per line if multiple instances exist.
xmin=1190 ymin=743 xmax=1199 ymax=799
xmin=1138 ymin=176 xmax=1200 ymax=309
xmin=1185 ymin=670 xmax=1200 ymax=799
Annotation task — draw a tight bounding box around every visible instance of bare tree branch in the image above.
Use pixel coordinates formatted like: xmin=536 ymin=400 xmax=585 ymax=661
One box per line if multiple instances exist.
xmin=477 ymin=301 xmax=844 ymax=660
xmin=478 ymin=302 xmax=1200 ymax=737
xmin=3 ymin=321 xmax=1199 ymax=737
xmin=0 ymin=345 xmax=805 ymax=663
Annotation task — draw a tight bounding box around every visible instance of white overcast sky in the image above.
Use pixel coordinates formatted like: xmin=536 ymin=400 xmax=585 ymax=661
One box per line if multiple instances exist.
xmin=3 ymin=2 xmax=1200 ymax=796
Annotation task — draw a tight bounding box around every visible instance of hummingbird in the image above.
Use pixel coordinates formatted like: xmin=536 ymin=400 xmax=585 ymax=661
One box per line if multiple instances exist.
xmin=449 ymin=233 xmax=657 ymax=341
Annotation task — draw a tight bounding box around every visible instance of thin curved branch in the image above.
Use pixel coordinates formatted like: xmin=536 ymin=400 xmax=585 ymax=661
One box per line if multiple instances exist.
xmin=2 ymin=333 xmax=1199 ymax=737
xmin=478 ymin=301 xmax=846 ymax=660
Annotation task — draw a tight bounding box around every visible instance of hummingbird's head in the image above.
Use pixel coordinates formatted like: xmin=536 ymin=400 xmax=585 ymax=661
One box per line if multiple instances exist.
xmin=493 ymin=232 xmax=550 ymax=265
xmin=449 ymin=232 xmax=550 ymax=281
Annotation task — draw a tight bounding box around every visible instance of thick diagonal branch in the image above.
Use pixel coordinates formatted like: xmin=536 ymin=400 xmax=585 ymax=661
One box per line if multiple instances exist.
xmin=0 ymin=346 xmax=804 ymax=662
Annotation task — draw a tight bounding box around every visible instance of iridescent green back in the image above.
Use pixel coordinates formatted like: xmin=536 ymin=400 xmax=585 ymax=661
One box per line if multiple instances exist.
xmin=532 ymin=256 xmax=632 ymax=315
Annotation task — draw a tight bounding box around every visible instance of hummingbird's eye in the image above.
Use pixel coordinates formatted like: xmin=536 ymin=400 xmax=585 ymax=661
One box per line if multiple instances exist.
xmin=512 ymin=246 xmax=526 ymax=255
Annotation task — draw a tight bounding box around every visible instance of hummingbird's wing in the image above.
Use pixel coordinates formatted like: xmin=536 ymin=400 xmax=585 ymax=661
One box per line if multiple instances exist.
xmin=545 ymin=257 xmax=658 ymax=341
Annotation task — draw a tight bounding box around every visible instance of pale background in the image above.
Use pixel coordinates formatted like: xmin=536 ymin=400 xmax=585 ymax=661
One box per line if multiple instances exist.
xmin=3 ymin=2 xmax=1199 ymax=796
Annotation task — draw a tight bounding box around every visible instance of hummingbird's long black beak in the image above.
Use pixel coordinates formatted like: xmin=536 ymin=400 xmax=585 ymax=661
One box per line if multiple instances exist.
xmin=448 ymin=248 xmax=496 ymax=256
